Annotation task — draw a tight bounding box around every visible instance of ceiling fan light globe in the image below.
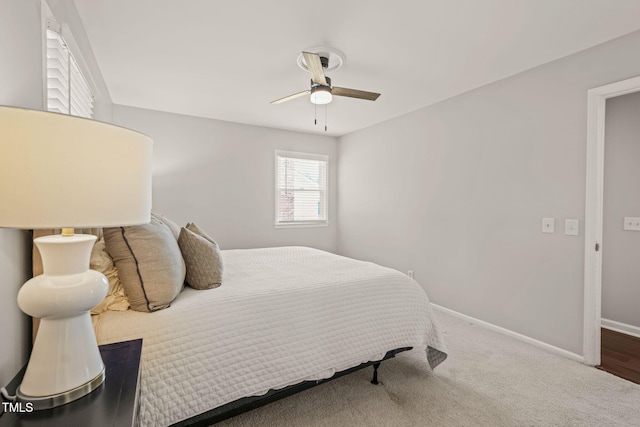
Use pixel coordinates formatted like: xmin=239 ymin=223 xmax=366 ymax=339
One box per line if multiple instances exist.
xmin=310 ymin=87 xmax=332 ymax=105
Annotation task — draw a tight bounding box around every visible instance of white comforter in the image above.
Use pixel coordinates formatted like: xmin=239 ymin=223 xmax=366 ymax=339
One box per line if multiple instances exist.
xmin=94 ymin=247 xmax=447 ymax=427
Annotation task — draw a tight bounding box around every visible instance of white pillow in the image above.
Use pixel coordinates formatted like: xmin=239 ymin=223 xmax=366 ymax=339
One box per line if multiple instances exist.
xmin=90 ymin=239 xmax=130 ymax=314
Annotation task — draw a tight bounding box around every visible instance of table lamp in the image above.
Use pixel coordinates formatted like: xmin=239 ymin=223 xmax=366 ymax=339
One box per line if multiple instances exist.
xmin=0 ymin=106 xmax=152 ymax=409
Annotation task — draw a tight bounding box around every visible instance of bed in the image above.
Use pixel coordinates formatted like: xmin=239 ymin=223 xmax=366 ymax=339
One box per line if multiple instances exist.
xmin=35 ymin=220 xmax=447 ymax=426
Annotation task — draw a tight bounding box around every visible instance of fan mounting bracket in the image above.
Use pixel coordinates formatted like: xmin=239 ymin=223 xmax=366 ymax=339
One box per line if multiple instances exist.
xmin=297 ymin=47 xmax=345 ymax=73
xmin=311 ymin=76 xmax=332 ymax=89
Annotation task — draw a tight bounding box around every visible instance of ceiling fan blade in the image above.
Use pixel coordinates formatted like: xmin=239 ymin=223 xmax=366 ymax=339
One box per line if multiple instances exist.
xmin=332 ymin=87 xmax=381 ymax=101
xmin=270 ymin=90 xmax=311 ymax=104
xmin=303 ymin=52 xmax=328 ymax=86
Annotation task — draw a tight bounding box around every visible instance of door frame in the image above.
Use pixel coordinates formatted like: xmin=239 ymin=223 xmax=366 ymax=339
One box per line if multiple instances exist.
xmin=583 ymin=75 xmax=640 ymax=365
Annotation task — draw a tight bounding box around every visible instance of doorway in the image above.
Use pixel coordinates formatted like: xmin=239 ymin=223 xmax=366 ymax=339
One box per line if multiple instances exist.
xmin=595 ymin=91 xmax=640 ymax=383
xmin=584 ymin=75 xmax=640 ymax=366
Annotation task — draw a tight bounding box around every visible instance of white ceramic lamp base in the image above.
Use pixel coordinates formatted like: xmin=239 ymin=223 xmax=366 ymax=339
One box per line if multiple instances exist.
xmin=16 ymin=234 xmax=108 ymax=410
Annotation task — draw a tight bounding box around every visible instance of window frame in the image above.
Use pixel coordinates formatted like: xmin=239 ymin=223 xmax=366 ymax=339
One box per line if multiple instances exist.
xmin=42 ymin=3 xmax=96 ymax=118
xmin=274 ymin=150 xmax=329 ymax=228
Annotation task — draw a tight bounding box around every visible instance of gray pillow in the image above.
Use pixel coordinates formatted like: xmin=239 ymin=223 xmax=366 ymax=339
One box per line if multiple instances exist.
xmin=152 ymin=212 xmax=181 ymax=240
xmin=178 ymin=225 xmax=223 ymax=290
xmin=104 ymin=215 xmax=186 ymax=312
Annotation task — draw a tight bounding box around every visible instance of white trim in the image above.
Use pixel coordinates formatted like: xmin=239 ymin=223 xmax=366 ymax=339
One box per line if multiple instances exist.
xmin=41 ymin=0 xmax=52 ymax=109
xmin=584 ymin=75 xmax=640 ymax=366
xmin=432 ymin=304 xmax=584 ymax=363
xmin=275 ymin=150 xmax=329 ymax=163
xmin=601 ymin=318 xmax=640 ymax=340
xmin=274 ymin=222 xmax=329 ymax=229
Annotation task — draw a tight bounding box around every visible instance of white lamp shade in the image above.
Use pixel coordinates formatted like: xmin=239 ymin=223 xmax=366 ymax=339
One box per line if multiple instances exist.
xmin=0 ymin=106 xmax=152 ymax=229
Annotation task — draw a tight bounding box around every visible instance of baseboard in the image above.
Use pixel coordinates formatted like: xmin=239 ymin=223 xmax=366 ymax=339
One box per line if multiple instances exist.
xmin=601 ymin=318 xmax=640 ymax=339
xmin=431 ymin=304 xmax=584 ymax=363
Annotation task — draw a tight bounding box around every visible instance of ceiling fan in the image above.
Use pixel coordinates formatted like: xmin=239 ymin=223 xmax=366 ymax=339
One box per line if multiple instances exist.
xmin=271 ymin=51 xmax=381 ymax=105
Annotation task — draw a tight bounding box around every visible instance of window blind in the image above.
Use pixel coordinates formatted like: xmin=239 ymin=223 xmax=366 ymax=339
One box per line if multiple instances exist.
xmin=46 ymin=29 xmax=94 ymax=118
xmin=275 ymin=151 xmax=328 ymax=226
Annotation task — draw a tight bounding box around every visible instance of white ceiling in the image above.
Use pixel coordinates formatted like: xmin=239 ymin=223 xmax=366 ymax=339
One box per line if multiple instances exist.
xmin=73 ymin=0 xmax=640 ymax=137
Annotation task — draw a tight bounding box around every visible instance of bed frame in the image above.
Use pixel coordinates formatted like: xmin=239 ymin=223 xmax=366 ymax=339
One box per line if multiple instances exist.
xmin=171 ymin=347 xmax=413 ymax=427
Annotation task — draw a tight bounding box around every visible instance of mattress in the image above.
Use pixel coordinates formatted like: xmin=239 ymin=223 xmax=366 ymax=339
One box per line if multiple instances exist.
xmin=93 ymin=246 xmax=447 ymax=427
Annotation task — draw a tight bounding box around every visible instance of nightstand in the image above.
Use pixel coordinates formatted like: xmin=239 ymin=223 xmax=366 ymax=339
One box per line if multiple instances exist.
xmin=0 ymin=339 xmax=142 ymax=427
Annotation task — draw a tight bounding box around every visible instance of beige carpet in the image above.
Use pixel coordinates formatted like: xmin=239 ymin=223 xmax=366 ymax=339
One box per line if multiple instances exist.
xmin=216 ymin=310 xmax=640 ymax=426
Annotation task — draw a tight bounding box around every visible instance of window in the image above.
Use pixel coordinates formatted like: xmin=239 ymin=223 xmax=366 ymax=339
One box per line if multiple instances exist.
xmin=46 ymin=28 xmax=94 ymax=118
xmin=275 ymin=151 xmax=328 ymax=226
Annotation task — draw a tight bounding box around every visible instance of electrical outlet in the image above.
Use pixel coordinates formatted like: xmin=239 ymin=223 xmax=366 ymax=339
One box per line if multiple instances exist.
xmin=542 ymin=218 xmax=555 ymax=234
xmin=623 ymin=217 xmax=640 ymax=231
xmin=565 ymin=219 xmax=579 ymax=236
xmin=407 ymin=270 xmax=414 ymax=278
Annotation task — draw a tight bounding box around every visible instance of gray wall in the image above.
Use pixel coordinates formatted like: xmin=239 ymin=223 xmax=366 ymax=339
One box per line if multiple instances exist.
xmin=113 ymin=105 xmax=338 ymax=252
xmin=602 ymin=91 xmax=640 ymax=329
xmin=337 ymin=29 xmax=640 ymax=356
xmin=0 ymin=0 xmax=44 ymax=389
xmin=0 ymin=0 xmax=111 ymax=386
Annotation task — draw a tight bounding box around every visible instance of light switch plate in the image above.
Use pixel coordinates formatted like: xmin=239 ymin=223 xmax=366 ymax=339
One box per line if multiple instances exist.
xmin=623 ymin=217 xmax=640 ymax=231
xmin=542 ymin=218 xmax=555 ymax=233
xmin=565 ymin=219 xmax=579 ymax=236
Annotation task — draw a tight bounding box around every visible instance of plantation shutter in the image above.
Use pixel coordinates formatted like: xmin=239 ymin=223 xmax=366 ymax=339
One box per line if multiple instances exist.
xmin=46 ymin=29 xmax=94 ymax=118
xmin=276 ymin=151 xmax=328 ymax=226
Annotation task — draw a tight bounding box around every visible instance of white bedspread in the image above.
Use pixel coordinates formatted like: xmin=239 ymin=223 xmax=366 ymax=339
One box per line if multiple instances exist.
xmin=94 ymin=246 xmax=447 ymax=427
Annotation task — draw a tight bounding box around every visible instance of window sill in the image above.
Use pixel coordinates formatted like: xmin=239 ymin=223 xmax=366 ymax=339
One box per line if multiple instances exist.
xmin=275 ymin=222 xmax=329 ymax=229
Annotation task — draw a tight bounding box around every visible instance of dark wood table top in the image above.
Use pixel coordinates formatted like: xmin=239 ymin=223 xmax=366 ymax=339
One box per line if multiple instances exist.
xmin=0 ymin=339 xmax=142 ymax=427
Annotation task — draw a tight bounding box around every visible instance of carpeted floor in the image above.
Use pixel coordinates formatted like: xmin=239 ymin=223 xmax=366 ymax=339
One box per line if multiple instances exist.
xmin=215 ymin=310 xmax=640 ymax=426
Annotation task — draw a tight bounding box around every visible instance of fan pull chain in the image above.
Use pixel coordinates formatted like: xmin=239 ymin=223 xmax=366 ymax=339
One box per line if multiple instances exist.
xmin=324 ymin=104 xmax=328 ymax=132
xmin=314 ymin=102 xmax=317 ymax=126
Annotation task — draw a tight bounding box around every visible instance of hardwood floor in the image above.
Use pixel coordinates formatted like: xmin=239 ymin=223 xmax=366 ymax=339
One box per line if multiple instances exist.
xmin=597 ymin=328 xmax=640 ymax=384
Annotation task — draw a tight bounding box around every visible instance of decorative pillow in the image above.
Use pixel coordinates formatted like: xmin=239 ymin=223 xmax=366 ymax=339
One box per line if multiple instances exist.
xmin=152 ymin=212 xmax=181 ymax=240
xmin=178 ymin=225 xmax=223 ymax=290
xmin=104 ymin=215 xmax=186 ymax=312
xmin=90 ymin=239 xmax=130 ymax=314
xmin=151 ymin=212 xmax=188 ymax=286
xmin=186 ymin=222 xmax=215 ymax=244
xmin=186 ymin=222 xmax=224 ymax=268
